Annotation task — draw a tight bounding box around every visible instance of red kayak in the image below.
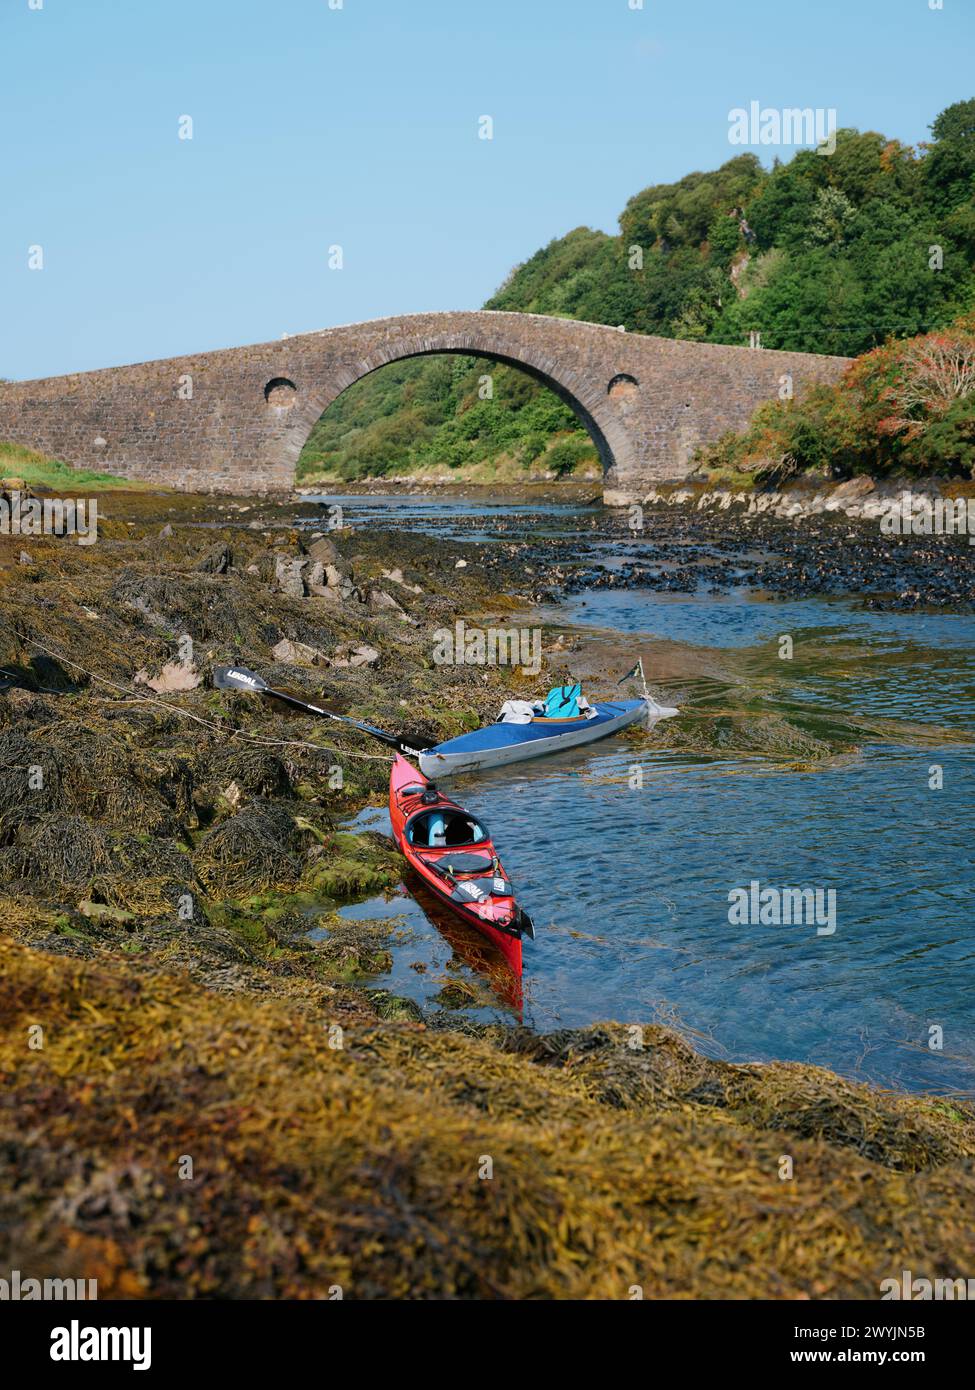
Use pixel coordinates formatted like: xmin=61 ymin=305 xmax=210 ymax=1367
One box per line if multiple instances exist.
xmin=388 ymin=754 xmax=533 ymax=978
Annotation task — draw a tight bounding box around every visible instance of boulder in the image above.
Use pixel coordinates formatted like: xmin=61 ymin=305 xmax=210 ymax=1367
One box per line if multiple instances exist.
xmin=831 ymin=475 xmax=876 ymax=501
xmin=324 ymin=563 xmax=356 ymax=600
xmin=349 ymin=644 xmax=380 ymax=668
xmin=134 ymin=661 xmax=202 ymax=693
xmin=307 ymin=581 xmax=342 ymax=606
xmin=196 ymin=543 xmax=232 ymax=574
xmin=381 ymin=567 xmax=423 ymax=594
xmin=369 ymin=588 xmax=405 ymax=614
xmin=330 ymin=642 xmax=380 ymax=669
xmin=307 ymin=535 xmax=339 ymax=565
xmin=274 ymin=555 xmax=306 ymax=599
xmin=270 ymin=638 xmax=325 ymax=667
xmin=79 ymin=900 xmax=135 ymax=924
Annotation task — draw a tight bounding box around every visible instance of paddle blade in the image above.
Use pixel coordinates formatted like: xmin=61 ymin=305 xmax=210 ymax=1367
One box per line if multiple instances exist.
xmin=213 ymin=665 xmax=270 ymax=694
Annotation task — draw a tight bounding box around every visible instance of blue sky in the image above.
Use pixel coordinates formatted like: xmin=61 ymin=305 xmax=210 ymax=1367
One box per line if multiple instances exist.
xmin=2 ymin=0 xmax=972 ymax=380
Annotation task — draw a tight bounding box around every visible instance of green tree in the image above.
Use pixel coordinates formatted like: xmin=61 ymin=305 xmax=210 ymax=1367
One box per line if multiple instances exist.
xmin=925 ymin=99 xmax=975 ymax=211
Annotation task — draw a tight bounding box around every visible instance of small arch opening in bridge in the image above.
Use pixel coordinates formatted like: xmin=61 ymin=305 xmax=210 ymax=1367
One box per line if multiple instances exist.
xmin=607 ymin=373 xmax=639 ymax=399
xmin=264 ymin=377 xmax=297 ymax=410
xmin=295 ymin=353 xmax=611 ymax=486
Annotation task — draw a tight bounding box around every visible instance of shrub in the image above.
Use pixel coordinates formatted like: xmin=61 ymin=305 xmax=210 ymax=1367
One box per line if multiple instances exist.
xmin=546 ymin=436 xmax=599 ymax=478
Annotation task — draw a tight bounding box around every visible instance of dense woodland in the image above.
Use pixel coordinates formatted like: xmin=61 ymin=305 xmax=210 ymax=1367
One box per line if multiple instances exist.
xmin=298 ymin=100 xmax=975 ymax=483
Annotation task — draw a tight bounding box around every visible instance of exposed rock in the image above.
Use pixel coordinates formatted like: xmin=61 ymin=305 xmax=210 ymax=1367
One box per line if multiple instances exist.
xmin=78 ymin=900 xmax=135 ymax=924
xmin=274 ymin=555 xmax=306 ymax=599
xmin=159 ymin=523 xmax=173 ymax=538
xmin=324 ymin=562 xmax=356 ymax=600
xmin=824 ymin=477 xmax=877 ymax=513
xmin=331 ymin=642 xmax=380 ymax=669
xmin=307 ymin=581 xmax=342 ymax=605
xmin=307 ymin=536 xmax=339 ymax=565
xmin=381 ymin=567 xmax=423 ymax=594
xmin=196 ymin=543 xmax=232 ymax=574
xmin=134 ymin=661 xmax=202 ymax=693
xmin=220 ymin=780 xmax=244 ymax=811
xmin=369 ymin=588 xmax=405 ymax=614
xmin=349 ymin=644 xmax=380 ymax=668
xmin=641 ymin=477 xmax=943 ymax=526
xmin=270 ymin=638 xmax=325 ymax=667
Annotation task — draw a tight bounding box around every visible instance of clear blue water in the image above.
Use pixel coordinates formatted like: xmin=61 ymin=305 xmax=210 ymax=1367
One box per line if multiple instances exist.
xmin=547 ymin=587 xmax=975 ymax=654
xmin=541 ymin=589 xmax=975 ymax=730
xmin=320 ymin=498 xmax=975 ymax=1095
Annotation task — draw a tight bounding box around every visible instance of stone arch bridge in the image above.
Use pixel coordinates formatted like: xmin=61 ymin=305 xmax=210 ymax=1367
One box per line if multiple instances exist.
xmin=0 ymin=311 xmax=849 ymax=502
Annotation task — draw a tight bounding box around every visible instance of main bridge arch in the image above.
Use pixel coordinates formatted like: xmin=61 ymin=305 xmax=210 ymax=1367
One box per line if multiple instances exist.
xmin=285 ymin=325 xmax=623 ymax=483
xmin=0 ymin=311 xmax=850 ymax=501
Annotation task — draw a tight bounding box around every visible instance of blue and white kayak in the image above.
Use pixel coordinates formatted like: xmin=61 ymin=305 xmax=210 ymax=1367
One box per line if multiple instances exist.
xmin=418 ymin=696 xmax=677 ymax=778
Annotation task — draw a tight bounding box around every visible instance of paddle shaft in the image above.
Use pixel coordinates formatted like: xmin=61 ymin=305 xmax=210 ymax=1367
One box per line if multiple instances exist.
xmin=262 ymin=687 xmax=429 ymax=753
xmin=213 ymin=665 xmax=434 ymax=755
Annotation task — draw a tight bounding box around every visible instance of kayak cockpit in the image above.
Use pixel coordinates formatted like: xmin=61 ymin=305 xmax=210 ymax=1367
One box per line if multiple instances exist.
xmin=405 ymin=806 xmax=489 ymax=849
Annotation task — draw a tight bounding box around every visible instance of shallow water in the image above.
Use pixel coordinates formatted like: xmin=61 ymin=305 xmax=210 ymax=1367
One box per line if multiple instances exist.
xmin=542 ymin=589 xmax=975 ymax=729
xmin=300 ymin=492 xmax=599 ymax=545
xmin=325 ymin=497 xmax=975 ymax=1094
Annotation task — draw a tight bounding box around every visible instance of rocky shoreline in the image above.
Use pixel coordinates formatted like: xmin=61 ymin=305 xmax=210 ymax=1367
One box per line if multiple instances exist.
xmin=317 ymin=477 xmax=975 ymax=611
xmin=2 ymin=485 xmax=974 ymax=1298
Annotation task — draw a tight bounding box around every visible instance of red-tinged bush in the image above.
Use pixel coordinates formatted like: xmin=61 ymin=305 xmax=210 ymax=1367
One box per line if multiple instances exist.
xmin=697 ymin=316 xmax=975 ymax=480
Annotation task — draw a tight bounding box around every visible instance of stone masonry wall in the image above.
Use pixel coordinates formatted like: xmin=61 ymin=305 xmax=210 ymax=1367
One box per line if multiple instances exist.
xmin=0 ymin=311 xmax=850 ymax=500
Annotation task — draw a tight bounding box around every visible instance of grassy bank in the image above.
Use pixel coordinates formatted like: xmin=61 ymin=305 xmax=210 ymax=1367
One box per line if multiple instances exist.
xmin=0 ymin=440 xmax=148 ymax=492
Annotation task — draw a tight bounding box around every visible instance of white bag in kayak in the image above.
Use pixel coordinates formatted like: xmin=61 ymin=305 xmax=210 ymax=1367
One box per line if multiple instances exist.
xmin=498 ymin=699 xmax=536 ymax=724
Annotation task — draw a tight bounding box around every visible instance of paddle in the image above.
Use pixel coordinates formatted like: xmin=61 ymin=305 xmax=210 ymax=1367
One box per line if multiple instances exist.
xmin=212 ymin=664 xmax=437 ymax=756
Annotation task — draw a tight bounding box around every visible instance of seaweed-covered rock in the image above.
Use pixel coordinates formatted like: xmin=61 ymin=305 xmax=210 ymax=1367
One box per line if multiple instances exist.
xmin=194 ymin=798 xmax=304 ymax=895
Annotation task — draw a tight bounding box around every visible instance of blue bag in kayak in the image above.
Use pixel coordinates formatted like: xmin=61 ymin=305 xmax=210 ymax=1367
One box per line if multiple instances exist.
xmin=542 ymin=683 xmax=583 ymax=718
